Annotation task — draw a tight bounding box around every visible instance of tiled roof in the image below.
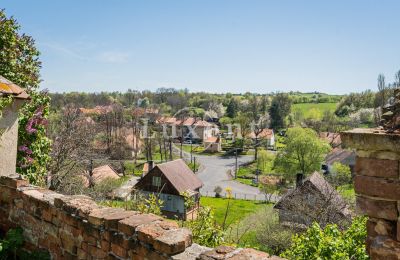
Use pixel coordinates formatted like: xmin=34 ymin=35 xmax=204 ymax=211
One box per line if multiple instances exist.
xmin=247 ymin=129 xmax=274 ymax=139
xmin=82 ymin=165 xmax=120 ymax=187
xmin=0 ymin=75 xmax=30 ymax=99
xmin=155 ymin=159 xmax=203 ymax=193
xmin=325 ymin=148 xmax=356 ymax=166
xmin=205 ymin=136 xmax=219 ymax=143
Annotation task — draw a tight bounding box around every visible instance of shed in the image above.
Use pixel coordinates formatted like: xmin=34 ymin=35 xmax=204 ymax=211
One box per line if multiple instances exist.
xmin=274 ymin=172 xmax=352 ymax=229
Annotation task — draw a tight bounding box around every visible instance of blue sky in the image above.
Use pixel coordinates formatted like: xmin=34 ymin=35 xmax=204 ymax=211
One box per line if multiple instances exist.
xmin=2 ymin=0 xmax=400 ymax=94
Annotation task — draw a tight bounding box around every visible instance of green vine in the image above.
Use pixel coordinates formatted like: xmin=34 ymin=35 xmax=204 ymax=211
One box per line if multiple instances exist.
xmin=0 ymin=95 xmax=13 ymax=118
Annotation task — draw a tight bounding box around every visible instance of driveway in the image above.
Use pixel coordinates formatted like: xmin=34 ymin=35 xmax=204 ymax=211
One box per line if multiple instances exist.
xmin=175 ymin=146 xmax=279 ymax=201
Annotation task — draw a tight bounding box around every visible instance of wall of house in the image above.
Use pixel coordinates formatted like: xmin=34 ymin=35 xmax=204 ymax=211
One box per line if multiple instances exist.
xmin=342 ymin=129 xmax=400 ymax=259
xmin=0 ymin=175 xmax=275 ymax=259
xmin=0 ymin=100 xmax=23 ymax=177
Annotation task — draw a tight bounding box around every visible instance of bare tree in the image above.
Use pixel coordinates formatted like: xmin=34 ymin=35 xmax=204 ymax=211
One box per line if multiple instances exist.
xmin=47 ymin=105 xmax=96 ymax=191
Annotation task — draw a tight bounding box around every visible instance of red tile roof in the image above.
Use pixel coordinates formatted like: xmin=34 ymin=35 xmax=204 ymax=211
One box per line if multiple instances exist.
xmin=0 ymin=75 xmax=30 ymax=99
xmin=247 ymin=129 xmax=274 ymax=139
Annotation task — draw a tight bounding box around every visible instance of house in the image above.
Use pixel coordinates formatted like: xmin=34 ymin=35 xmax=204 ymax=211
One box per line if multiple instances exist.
xmin=134 ymin=159 xmax=203 ymax=220
xmin=0 ymin=76 xmax=30 ymax=177
xmin=323 ymin=148 xmax=356 ymax=174
xmin=247 ymin=129 xmax=275 ymax=149
xmin=204 ymin=136 xmax=222 ymax=153
xmin=157 ymin=116 xmax=219 ymax=143
xmin=82 ymin=165 xmax=120 ymax=187
xmin=274 ymin=172 xmax=352 ymax=229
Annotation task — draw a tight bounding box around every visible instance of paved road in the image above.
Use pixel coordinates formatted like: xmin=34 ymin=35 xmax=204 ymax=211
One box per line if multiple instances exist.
xmin=175 ymin=146 xmax=279 ymax=201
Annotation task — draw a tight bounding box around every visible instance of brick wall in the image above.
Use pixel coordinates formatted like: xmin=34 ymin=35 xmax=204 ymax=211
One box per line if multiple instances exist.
xmin=342 ymin=128 xmax=400 ymax=260
xmin=0 ymin=174 xmax=279 ymax=260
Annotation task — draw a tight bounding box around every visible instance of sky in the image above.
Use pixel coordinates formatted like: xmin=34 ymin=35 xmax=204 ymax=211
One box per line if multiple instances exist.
xmin=2 ymin=0 xmax=400 ymax=94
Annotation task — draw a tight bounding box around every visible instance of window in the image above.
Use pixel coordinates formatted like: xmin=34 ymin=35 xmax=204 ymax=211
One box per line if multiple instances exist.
xmin=152 ymin=176 xmax=161 ymax=187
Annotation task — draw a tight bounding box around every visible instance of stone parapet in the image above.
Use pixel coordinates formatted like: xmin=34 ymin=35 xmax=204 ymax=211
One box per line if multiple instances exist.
xmin=0 ymin=175 xmax=278 ymax=259
xmin=342 ymin=128 xmax=400 ymax=260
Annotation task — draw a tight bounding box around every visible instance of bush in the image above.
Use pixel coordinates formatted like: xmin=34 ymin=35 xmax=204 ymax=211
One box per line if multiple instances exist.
xmin=281 ymin=217 xmax=368 ymax=260
xmin=255 ymin=207 xmax=294 ymax=255
xmin=185 ymin=207 xmax=224 ymax=247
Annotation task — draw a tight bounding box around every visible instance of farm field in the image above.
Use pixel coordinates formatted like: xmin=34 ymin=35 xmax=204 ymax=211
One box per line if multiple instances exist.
xmin=292 ymin=102 xmax=337 ymax=120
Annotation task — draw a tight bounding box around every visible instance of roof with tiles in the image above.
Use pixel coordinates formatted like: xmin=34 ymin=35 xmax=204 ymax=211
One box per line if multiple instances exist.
xmin=0 ymin=75 xmax=30 ymax=99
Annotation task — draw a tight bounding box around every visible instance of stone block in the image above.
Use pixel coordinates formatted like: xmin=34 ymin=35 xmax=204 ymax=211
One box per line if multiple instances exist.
xmin=355 ymin=157 xmax=399 ymax=179
xmin=367 ymin=218 xmax=396 ymax=239
xmin=356 ymin=196 xmax=398 ymax=220
xmin=354 ymin=175 xmax=400 ymax=200
xmin=154 ymin=228 xmax=192 ymax=255
xmin=118 ymin=213 xmax=161 ymax=236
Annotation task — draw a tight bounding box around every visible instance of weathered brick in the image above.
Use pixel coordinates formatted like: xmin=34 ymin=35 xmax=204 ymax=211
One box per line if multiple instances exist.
xmin=88 ymin=245 xmax=108 ymax=259
xmin=111 ymin=243 xmax=127 ymax=258
xmin=354 ymin=175 xmax=400 ymax=200
xmin=369 ymin=236 xmax=400 ymax=260
xmin=154 ymin=228 xmax=192 ymax=255
xmin=355 ymin=157 xmax=399 ymax=179
xmin=356 ymin=196 xmax=398 ymax=220
xmin=367 ymin=218 xmax=396 ymax=239
xmin=0 ymin=176 xmax=28 ymax=188
xmin=118 ymin=214 xmax=161 ymax=236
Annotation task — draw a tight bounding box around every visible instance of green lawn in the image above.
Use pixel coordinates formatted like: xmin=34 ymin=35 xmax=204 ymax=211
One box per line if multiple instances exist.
xmin=292 ymin=102 xmax=337 ymax=120
xmin=200 ymin=197 xmax=268 ymax=227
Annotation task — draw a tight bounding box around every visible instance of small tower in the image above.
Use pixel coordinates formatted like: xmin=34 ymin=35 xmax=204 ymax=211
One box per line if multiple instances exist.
xmin=0 ymin=76 xmax=30 ymax=176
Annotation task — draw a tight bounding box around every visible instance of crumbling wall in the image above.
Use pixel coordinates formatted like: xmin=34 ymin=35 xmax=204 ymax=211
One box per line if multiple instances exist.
xmin=0 ymin=175 xmax=278 ymax=260
xmin=342 ymin=128 xmax=400 ymax=260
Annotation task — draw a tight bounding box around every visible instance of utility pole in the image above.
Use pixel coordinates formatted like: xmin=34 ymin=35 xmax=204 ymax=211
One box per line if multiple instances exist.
xmin=235 ymin=148 xmax=238 ymax=179
xmin=193 ymin=157 xmax=197 ymax=172
xmin=190 ymin=141 xmax=193 ymax=163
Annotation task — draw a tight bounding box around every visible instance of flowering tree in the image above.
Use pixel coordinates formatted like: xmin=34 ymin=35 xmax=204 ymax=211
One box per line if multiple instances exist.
xmin=0 ymin=9 xmax=51 ymax=185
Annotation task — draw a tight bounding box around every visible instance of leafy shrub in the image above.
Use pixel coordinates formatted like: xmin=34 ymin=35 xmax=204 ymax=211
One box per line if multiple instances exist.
xmin=255 ymin=207 xmax=294 ymax=255
xmin=185 ymin=207 xmax=224 ymax=247
xmin=0 ymin=228 xmax=50 ymax=260
xmin=281 ymin=217 xmax=368 ymax=260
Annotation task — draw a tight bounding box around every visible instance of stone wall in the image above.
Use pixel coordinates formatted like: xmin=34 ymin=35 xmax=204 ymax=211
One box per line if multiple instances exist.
xmin=342 ymin=128 xmax=400 ymax=260
xmin=0 ymin=100 xmax=24 ymax=177
xmin=0 ymin=175 xmax=279 ymax=260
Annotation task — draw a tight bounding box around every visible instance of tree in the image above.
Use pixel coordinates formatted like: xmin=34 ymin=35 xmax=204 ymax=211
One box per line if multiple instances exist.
xmin=274 ymin=127 xmax=330 ymax=179
xmin=327 ymin=162 xmax=352 ymax=188
xmin=226 ymin=98 xmax=238 ymax=118
xmin=0 ymin=9 xmax=51 ymax=185
xmin=377 ymin=74 xmax=386 ymax=108
xmin=269 ymin=93 xmax=292 ymax=130
xmin=281 ymin=217 xmax=368 ymax=260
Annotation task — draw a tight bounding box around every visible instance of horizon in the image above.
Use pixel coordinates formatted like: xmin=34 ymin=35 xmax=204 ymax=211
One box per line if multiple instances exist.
xmin=3 ymin=0 xmax=400 ymax=94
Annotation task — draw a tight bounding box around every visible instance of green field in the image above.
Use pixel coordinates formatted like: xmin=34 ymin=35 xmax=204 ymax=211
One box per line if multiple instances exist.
xmin=200 ymin=197 xmax=269 ymax=226
xmin=292 ymin=102 xmax=337 ymax=120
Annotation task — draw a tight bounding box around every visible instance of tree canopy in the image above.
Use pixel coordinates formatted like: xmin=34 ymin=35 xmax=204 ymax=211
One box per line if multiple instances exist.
xmin=274 ymin=127 xmax=330 ymax=178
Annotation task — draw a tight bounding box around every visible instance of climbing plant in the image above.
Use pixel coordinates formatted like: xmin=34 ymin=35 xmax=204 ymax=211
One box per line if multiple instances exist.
xmin=0 ymin=9 xmax=51 ymax=185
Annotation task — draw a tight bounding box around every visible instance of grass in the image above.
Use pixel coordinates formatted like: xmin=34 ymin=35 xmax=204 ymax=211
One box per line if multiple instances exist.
xmin=200 ymin=197 xmax=269 ymax=227
xmin=292 ymin=102 xmax=337 ymax=120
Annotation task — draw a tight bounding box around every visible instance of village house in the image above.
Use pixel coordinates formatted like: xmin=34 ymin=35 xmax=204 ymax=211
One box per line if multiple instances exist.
xmin=203 ymin=136 xmax=222 ymax=153
xmin=247 ymin=128 xmax=275 ymax=149
xmin=274 ymin=172 xmax=352 ymax=229
xmin=134 ymin=159 xmax=203 ymax=220
xmin=82 ymin=164 xmax=120 ymax=188
xmin=322 ymin=148 xmax=356 ymax=175
xmin=0 ymin=76 xmax=29 ymax=177
xmin=157 ymin=116 xmax=219 ymax=143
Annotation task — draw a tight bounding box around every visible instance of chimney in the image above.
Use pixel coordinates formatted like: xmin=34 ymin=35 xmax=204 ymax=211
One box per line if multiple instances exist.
xmin=296 ymin=173 xmax=304 ymax=188
xmin=148 ymin=160 xmax=154 ymax=172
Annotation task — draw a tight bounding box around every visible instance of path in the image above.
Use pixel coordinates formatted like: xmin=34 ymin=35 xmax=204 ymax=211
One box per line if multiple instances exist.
xmin=175 ymin=146 xmax=280 ymax=202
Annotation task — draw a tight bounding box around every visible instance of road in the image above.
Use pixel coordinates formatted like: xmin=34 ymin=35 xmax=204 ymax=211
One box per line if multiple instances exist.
xmin=175 ymin=146 xmax=280 ymax=201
